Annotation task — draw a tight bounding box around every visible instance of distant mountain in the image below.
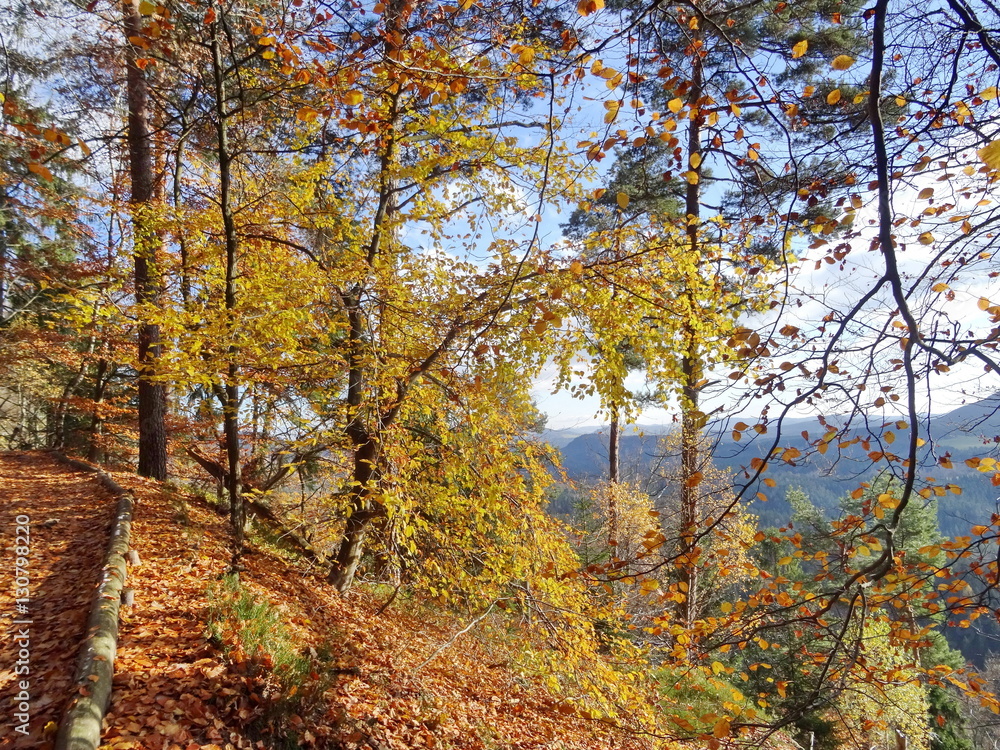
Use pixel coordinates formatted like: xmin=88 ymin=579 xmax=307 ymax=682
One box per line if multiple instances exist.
xmin=548 ymin=393 xmax=1000 ymax=536
xmin=539 ymin=423 xmax=674 ymax=449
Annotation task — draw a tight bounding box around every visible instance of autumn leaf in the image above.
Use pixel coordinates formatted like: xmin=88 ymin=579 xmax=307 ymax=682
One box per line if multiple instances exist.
xmin=713 ymin=717 xmax=731 ymax=738
xmin=577 ymin=0 xmax=604 ymax=16
xmin=28 ymin=162 xmax=53 ymax=181
xmin=827 ymin=89 xmax=842 ymax=105
xmin=791 ymin=39 xmax=808 ymax=58
xmin=616 ymin=191 xmax=629 ymax=210
xmin=978 ymin=140 xmax=1000 ymax=170
xmin=831 ymin=54 xmax=854 ymax=70
xmin=296 ymin=106 xmax=319 ymax=122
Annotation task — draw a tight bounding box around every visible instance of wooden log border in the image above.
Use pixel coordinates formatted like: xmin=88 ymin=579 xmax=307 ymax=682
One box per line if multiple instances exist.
xmin=50 ymin=452 xmax=135 ymax=750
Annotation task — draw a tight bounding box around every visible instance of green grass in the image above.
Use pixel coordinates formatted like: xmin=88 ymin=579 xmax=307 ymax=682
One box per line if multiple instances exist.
xmin=206 ymin=575 xmax=336 ymax=744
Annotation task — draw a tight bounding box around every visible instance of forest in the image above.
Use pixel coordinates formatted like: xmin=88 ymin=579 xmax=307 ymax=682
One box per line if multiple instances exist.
xmin=5 ymin=0 xmax=1000 ymax=747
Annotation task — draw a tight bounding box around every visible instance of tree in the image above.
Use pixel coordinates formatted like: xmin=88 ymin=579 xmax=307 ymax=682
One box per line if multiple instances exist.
xmin=122 ymin=0 xmax=168 ymax=480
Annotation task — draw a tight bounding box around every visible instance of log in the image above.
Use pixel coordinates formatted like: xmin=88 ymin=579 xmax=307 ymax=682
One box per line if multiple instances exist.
xmin=50 ymin=451 xmax=135 ymax=750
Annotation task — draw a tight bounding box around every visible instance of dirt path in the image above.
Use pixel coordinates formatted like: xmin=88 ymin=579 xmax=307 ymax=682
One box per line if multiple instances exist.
xmin=0 ymin=451 xmax=116 ymax=748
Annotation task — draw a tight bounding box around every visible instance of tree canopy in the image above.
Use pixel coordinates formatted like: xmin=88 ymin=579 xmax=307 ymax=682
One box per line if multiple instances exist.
xmin=5 ymin=0 xmax=1000 ymax=746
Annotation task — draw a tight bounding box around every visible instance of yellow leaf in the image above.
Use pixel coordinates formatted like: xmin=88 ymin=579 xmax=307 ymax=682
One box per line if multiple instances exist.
xmin=28 ymin=162 xmax=53 ymax=181
xmin=668 ymin=97 xmax=683 ymax=114
xmin=570 ymin=260 xmax=584 ymax=275
xmin=297 ymin=107 xmax=318 ymax=122
xmin=826 ymin=89 xmax=842 ymax=105
xmin=720 ymin=602 xmax=733 ymax=614
xmin=978 ymin=140 xmax=1000 ymax=170
xmin=78 ymin=138 xmax=91 ymax=156
xmin=603 ymin=100 xmax=620 ymax=123
xmin=616 ymin=191 xmax=629 ymax=210
xmin=981 ymin=86 xmax=998 ymax=101
xmin=712 ymin=661 xmax=726 ymax=675
xmin=980 ymin=297 xmax=991 ymax=311
xmin=640 ymin=579 xmax=659 ymax=593
xmin=577 ymin=0 xmax=604 ymax=16
xmin=831 ymin=54 xmax=854 ymax=70
xmin=518 ymin=47 xmax=535 ymax=65
xmin=932 ymin=282 xmax=948 ymax=292
xmin=884 ymin=431 xmax=895 ymax=444
xmin=792 ymin=39 xmax=808 ymax=58
xmin=343 ymin=90 xmax=363 ymax=106
xmin=918 ymin=232 xmax=934 ymax=245
xmin=918 ymin=187 xmax=934 ymax=200
xmin=690 ymin=152 xmax=702 ymax=169
xmin=778 ymin=556 xmax=793 ymax=566
xmin=138 ymin=0 xmax=156 ymax=15
xmin=713 ymin=718 xmax=731 ymax=739
xmin=684 ymin=170 xmax=699 ymax=184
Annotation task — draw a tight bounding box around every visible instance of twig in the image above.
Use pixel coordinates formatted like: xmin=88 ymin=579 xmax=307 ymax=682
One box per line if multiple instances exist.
xmin=413 ymin=602 xmax=498 ymax=672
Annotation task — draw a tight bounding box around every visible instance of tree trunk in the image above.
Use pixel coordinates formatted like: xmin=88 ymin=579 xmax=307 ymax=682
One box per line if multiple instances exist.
xmin=210 ymin=8 xmax=244 ymax=548
xmin=607 ymin=401 xmax=620 ymax=547
xmin=87 ymin=359 xmax=109 ymax=464
xmin=330 ymin=439 xmax=381 ymax=593
xmin=123 ymin=0 xmax=167 ymax=480
xmin=677 ymin=35 xmax=703 ymax=629
xmin=327 ymin=0 xmax=407 ymax=592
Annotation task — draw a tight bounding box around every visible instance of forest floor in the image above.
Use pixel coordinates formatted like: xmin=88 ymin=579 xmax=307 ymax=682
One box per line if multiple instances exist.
xmin=0 ymin=452 xmax=117 ymax=747
xmin=0 ymin=452 xmax=659 ymax=750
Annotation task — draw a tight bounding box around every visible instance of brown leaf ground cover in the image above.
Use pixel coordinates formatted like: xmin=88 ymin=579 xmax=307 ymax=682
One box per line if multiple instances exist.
xmin=0 ymin=453 xmax=796 ymax=750
xmin=0 ymin=451 xmax=117 ymax=748
xmin=82 ymin=464 xmax=655 ymax=750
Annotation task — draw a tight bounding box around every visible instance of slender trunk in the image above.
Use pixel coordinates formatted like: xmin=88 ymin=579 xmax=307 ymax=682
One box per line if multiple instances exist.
xmin=678 ymin=37 xmax=703 ymax=628
xmin=174 ymin=116 xmax=191 ymax=307
xmin=87 ymin=359 xmax=110 ymax=463
xmin=52 ymin=339 xmax=94 ymax=449
xmin=608 ymin=401 xmax=620 ymax=547
xmin=328 ymin=0 xmax=408 ymax=593
xmin=210 ymin=9 xmax=244 ymax=547
xmin=123 ymin=0 xmax=168 ymax=480
xmin=330 ymin=439 xmax=382 ymax=592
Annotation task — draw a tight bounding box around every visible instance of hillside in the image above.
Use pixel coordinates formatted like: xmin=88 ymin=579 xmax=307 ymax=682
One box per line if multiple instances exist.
xmin=0 ymin=452 xmax=678 ymax=750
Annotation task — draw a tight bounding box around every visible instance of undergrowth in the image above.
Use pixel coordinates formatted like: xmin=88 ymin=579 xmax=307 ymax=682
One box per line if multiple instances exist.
xmin=206 ymin=575 xmax=337 ymax=745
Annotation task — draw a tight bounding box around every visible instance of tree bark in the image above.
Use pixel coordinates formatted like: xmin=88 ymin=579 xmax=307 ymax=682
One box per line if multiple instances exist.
xmin=327 ymin=0 xmax=408 ymax=592
xmin=123 ymin=0 xmax=167 ymax=480
xmin=607 ymin=401 xmax=620 ymax=547
xmin=87 ymin=358 xmax=110 ymax=464
xmin=209 ymin=6 xmax=244 ymax=548
xmin=678 ymin=33 xmax=703 ymax=629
